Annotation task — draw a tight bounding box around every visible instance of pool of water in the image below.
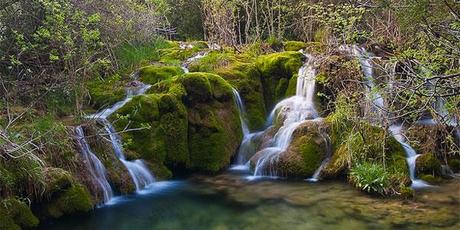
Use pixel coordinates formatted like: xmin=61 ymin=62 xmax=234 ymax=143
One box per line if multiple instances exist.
xmin=40 ymin=168 xmax=460 ymax=230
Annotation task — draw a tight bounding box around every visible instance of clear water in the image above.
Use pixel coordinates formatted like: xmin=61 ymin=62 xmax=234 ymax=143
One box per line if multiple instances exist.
xmin=39 ymin=169 xmax=460 ymax=230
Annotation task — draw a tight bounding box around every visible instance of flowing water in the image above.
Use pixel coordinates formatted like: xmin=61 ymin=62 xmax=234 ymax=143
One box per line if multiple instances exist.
xmin=349 ymin=46 xmax=430 ymax=188
xmin=306 ymin=132 xmax=332 ymax=182
xmin=181 ymin=52 xmax=209 ymax=73
xmin=39 ymin=169 xmax=460 ymax=230
xmin=88 ymin=82 xmax=155 ymax=192
xmin=75 ymin=126 xmax=114 ymax=204
xmin=252 ymin=53 xmax=320 ymax=178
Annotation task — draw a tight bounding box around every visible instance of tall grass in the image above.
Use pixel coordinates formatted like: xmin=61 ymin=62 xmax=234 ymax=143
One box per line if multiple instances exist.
xmin=115 ymin=38 xmax=172 ymax=70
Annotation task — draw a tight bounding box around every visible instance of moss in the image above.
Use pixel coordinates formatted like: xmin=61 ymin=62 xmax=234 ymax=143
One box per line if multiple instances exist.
xmin=184 ymin=72 xmax=242 ymax=173
xmin=276 ymin=121 xmax=327 ymax=178
xmin=399 ymin=186 xmax=414 ymax=199
xmin=139 ymin=65 xmax=184 ymax=85
xmin=416 ymin=153 xmax=442 ymax=176
xmin=87 ymin=74 xmax=125 ymax=109
xmin=420 ymin=174 xmax=442 ymax=184
xmin=284 ymin=41 xmax=307 ymax=51
xmin=188 ymin=51 xmax=236 ymax=73
xmin=43 ymin=183 xmax=93 ymax=218
xmin=255 ymin=51 xmax=304 ymax=109
xmin=216 ymin=63 xmax=267 ymax=130
xmin=0 ymin=198 xmax=39 ymax=229
xmin=285 ymin=74 xmax=298 ymax=97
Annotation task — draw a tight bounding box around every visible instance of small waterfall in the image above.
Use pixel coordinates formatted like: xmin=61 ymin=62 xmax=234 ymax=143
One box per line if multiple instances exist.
xmin=348 ymin=46 xmax=430 ymax=188
xmin=88 ymin=82 xmax=155 ymax=192
xmin=252 ymin=53 xmax=319 ymax=177
xmin=181 ymin=52 xmax=209 ymax=73
xmin=232 ymin=88 xmax=250 ymax=137
xmin=75 ymin=126 xmax=114 ymax=204
xmin=389 ymin=125 xmax=430 ymax=188
xmin=306 ymin=132 xmax=332 ymax=182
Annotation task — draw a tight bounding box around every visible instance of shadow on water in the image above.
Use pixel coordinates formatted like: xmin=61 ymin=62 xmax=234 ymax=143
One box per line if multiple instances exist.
xmin=39 ymin=169 xmax=460 ymax=230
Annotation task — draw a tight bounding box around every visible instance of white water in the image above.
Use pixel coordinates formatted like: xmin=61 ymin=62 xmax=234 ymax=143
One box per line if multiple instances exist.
xmin=389 ymin=125 xmax=431 ymax=188
xmin=232 ymin=88 xmax=250 ymax=137
xmin=88 ymin=82 xmax=155 ymax=193
xmin=181 ymin=52 xmax=209 ymax=73
xmin=252 ymin=53 xmax=319 ymax=177
xmin=75 ymin=126 xmax=114 ymax=204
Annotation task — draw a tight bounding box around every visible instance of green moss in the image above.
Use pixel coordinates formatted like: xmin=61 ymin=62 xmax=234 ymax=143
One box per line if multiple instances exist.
xmin=188 ymin=51 xmax=236 ymax=73
xmin=179 ymin=73 xmax=213 ymax=103
xmin=255 ymin=51 xmax=304 ymax=109
xmin=0 ymin=198 xmax=39 ymax=229
xmin=285 ymin=74 xmax=298 ymax=97
xmin=284 ymin=41 xmax=307 ymax=51
xmin=87 ymin=74 xmax=125 ymax=109
xmin=399 ymin=186 xmax=414 ymax=199
xmin=416 ymin=153 xmax=442 ymax=176
xmin=298 ymin=136 xmax=324 ymax=175
xmin=420 ymin=174 xmax=442 ymax=184
xmin=139 ymin=65 xmax=184 ymax=85
xmin=44 ymin=183 xmax=93 ymax=218
xmin=448 ymin=158 xmax=460 ymax=172
xmin=216 ymin=63 xmax=267 ymax=130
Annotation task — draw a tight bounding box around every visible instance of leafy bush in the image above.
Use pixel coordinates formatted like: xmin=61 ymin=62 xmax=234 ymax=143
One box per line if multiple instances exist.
xmin=349 ymin=162 xmax=389 ymax=196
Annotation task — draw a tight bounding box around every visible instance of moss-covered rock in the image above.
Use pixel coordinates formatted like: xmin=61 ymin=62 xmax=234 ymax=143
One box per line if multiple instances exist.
xmin=284 ymin=41 xmax=307 ymax=52
xmin=255 ymin=51 xmax=305 ymax=110
xmin=181 ymin=72 xmax=242 ymax=172
xmin=0 ymin=198 xmax=39 ymax=230
xmin=276 ymin=121 xmax=329 ymax=178
xmin=41 ymin=183 xmax=93 ymax=219
xmin=216 ymin=63 xmax=267 ymax=130
xmin=111 ymin=72 xmax=242 ymax=175
xmin=139 ymin=65 xmax=184 ymax=85
xmin=416 ymin=153 xmax=442 ymax=176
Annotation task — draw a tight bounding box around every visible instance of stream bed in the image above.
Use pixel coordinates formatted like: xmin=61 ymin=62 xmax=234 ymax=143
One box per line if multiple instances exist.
xmin=40 ymin=168 xmax=460 ymax=230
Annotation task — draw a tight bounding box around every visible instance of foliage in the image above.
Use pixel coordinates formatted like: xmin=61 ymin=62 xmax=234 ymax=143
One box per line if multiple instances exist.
xmin=350 ymin=162 xmax=390 ymax=196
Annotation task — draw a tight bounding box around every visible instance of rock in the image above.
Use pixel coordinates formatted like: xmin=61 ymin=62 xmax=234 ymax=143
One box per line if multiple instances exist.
xmin=416 ymin=153 xmax=442 ymax=176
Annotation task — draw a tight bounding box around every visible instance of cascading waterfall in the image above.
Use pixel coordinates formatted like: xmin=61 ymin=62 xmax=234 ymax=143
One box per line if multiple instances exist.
xmin=75 ymin=126 xmax=114 ymax=204
xmin=230 ymin=88 xmax=265 ymax=170
xmin=252 ymin=53 xmax=320 ymax=177
xmin=389 ymin=125 xmax=431 ymax=188
xmin=351 ymin=46 xmax=430 ymax=188
xmin=88 ymin=82 xmax=155 ymax=192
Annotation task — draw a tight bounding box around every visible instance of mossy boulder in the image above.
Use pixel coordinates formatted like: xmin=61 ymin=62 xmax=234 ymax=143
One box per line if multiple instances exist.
xmin=216 ymin=63 xmax=267 ymax=130
xmin=416 ymin=153 xmax=442 ymax=176
xmin=180 ymin=72 xmax=242 ymax=172
xmin=41 ymin=183 xmax=93 ymax=219
xmin=139 ymin=65 xmax=184 ymax=85
xmin=255 ymin=51 xmax=305 ymax=110
xmin=112 ymin=72 xmax=242 ymax=175
xmin=276 ymin=121 xmax=329 ymax=178
xmin=0 ymin=198 xmax=39 ymax=230
xmin=284 ymin=41 xmax=307 ymax=52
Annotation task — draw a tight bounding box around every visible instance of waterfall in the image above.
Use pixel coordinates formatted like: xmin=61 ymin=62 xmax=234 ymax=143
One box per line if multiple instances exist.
xmin=349 ymin=46 xmax=430 ymax=188
xmin=389 ymin=125 xmax=431 ymax=188
xmin=306 ymin=132 xmax=332 ymax=182
xmin=181 ymin=52 xmax=209 ymax=73
xmin=251 ymin=53 xmax=319 ymax=177
xmin=232 ymin=88 xmax=250 ymax=137
xmin=75 ymin=126 xmax=114 ymax=204
xmin=88 ymin=82 xmax=155 ymax=192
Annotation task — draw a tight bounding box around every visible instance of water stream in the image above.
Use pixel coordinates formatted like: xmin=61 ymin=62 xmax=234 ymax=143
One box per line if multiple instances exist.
xmin=88 ymin=82 xmax=155 ymax=193
xmin=252 ymin=53 xmax=320 ymax=178
xmin=349 ymin=46 xmax=430 ymax=188
xmin=75 ymin=126 xmax=114 ymax=204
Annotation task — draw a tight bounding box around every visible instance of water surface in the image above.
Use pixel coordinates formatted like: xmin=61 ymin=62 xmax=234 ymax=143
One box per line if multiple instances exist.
xmin=40 ymin=169 xmax=460 ymax=230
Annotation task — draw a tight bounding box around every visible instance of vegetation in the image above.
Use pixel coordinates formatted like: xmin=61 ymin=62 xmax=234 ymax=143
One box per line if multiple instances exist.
xmin=0 ymin=0 xmax=459 ymax=227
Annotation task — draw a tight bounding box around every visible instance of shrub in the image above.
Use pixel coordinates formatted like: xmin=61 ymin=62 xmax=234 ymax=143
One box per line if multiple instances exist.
xmin=349 ymin=162 xmax=389 ymax=196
